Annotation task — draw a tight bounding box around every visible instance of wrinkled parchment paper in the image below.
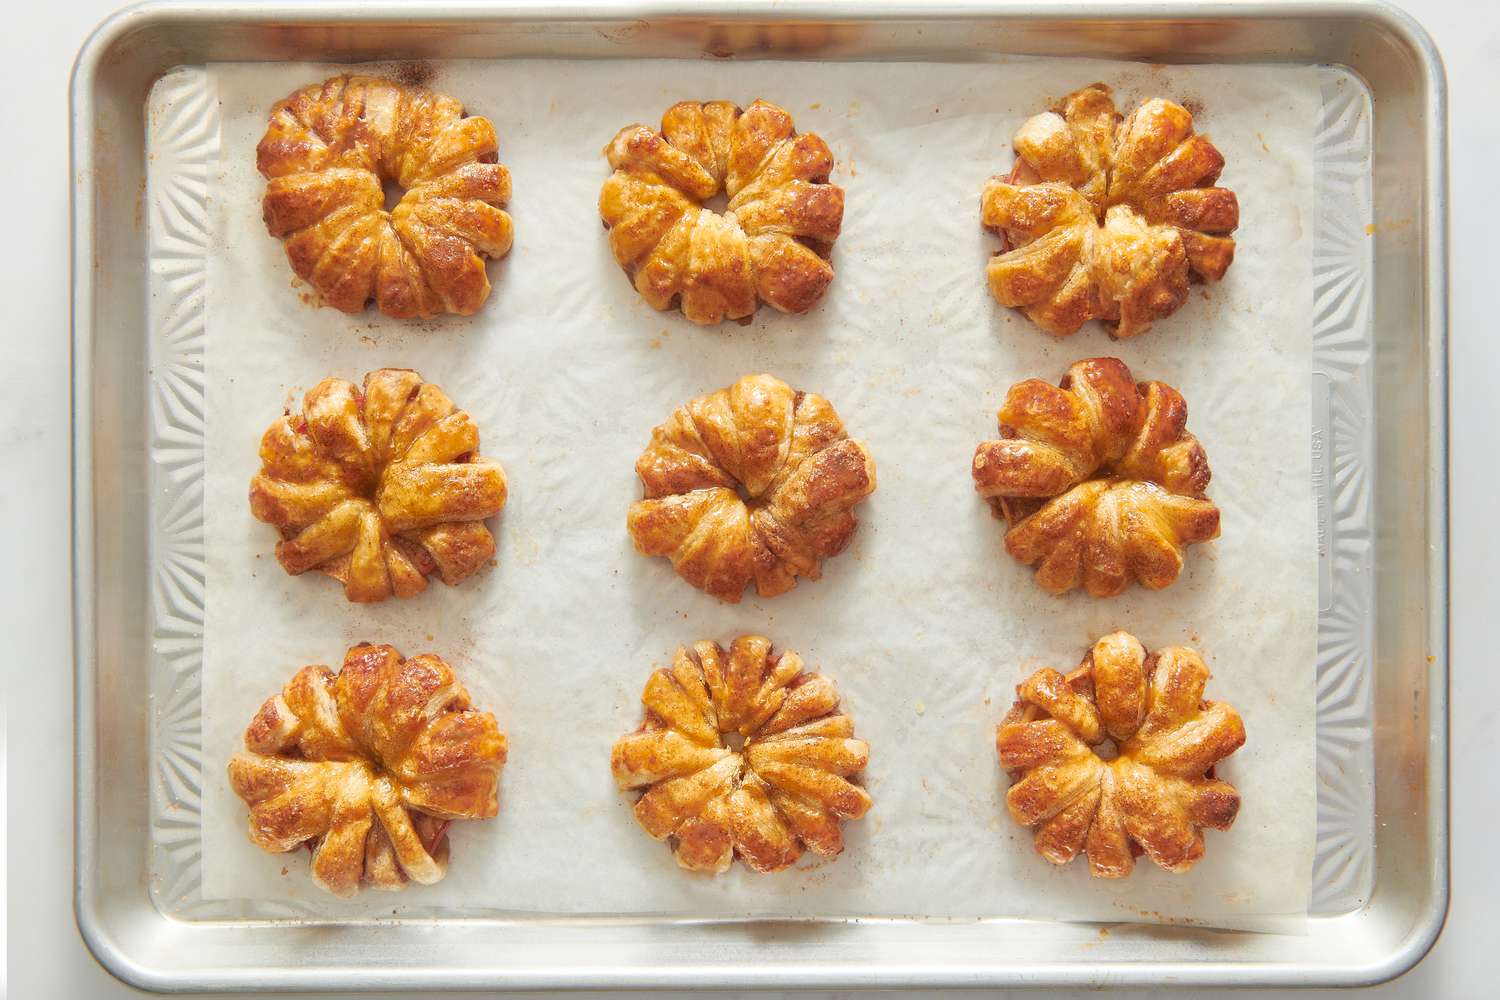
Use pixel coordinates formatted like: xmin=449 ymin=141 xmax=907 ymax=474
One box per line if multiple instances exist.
xmin=197 ymin=57 xmax=1318 ymax=927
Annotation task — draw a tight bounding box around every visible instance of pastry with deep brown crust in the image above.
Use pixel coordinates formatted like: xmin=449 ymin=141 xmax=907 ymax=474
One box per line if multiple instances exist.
xmin=228 ymin=642 xmax=508 ymax=897
xmin=627 ymin=374 xmax=876 ymax=603
xmin=258 ymin=74 xmax=514 ymax=318
xmin=981 ymin=83 xmax=1239 ymax=338
xmin=972 ymin=357 xmax=1219 ymax=597
xmin=600 ymin=100 xmax=844 ymax=325
xmin=611 ymin=635 xmax=871 ymax=874
xmin=249 ymin=369 xmax=508 ymax=603
xmin=996 ymin=631 xmax=1245 ymax=877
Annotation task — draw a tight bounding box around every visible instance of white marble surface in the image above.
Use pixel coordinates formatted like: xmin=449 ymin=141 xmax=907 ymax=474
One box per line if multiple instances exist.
xmin=5 ymin=0 xmax=1491 ymax=995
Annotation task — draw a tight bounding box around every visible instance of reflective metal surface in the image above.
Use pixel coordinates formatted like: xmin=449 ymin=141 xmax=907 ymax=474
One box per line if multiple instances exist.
xmin=71 ymin=1 xmax=1448 ymax=990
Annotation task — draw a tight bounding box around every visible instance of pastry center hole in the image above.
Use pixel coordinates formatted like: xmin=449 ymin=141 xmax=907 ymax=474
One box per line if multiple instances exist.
xmin=382 ymin=178 xmax=405 ymax=213
xmin=723 ymin=730 xmax=747 ymax=752
xmin=1094 ymin=737 xmax=1120 ymax=762
xmin=702 ymin=190 xmax=731 ymax=215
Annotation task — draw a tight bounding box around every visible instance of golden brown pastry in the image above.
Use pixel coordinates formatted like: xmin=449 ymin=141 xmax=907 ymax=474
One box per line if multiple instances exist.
xmin=996 ymin=631 xmax=1245 ymax=877
xmin=972 ymin=357 xmax=1218 ymax=597
xmin=600 ymin=100 xmax=844 ymax=325
xmin=981 ymin=83 xmax=1239 ymax=338
xmin=627 ymin=374 xmax=876 ymax=603
xmin=249 ymin=369 xmax=508 ymax=603
xmin=258 ymin=74 xmax=514 ymax=318
xmin=612 ymin=635 xmax=871 ymax=873
xmin=228 ymin=642 xmax=507 ymax=897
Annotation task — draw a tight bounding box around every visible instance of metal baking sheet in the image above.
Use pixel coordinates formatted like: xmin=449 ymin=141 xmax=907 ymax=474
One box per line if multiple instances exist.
xmin=71 ymin=1 xmax=1448 ymax=990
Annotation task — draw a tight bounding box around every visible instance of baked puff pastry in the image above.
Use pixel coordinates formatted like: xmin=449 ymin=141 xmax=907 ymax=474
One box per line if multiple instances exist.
xmin=972 ymin=357 xmax=1219 ymax=597
xmin=228 ymin=643 xmax=507 ymax=897
xmin=612 ymin=636 xmax=872 ymax=873
xmin=249 ymin=369 xmax=508 ymax=603
xmin=981 ymin=83 xmax=1239 ymax=338
xmin=600 ymin=100 xmax=844 ymax=325
xmin=996 ymin=632 xmax=1245 ymax=877
xmin=627 ymin=374 xmax=877 ymax=603
xmin=258 ymin=74 xmax=514 ymax=318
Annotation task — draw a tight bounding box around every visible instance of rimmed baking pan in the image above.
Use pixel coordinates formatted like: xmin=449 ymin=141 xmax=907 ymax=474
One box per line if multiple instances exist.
xmin=71 ymin=1 xmax=1447 ymax=990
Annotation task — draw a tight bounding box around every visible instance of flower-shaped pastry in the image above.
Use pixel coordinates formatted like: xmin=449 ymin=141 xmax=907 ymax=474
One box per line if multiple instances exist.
xmin=981 ymin=83 xmax=1239 ymax=338
xmin=249 ymin=369 xmax=508 ymax=603
xmin=996 ymin=631 xmax=1245 ymax=877
xmin=600 ymin=99 xmax=844 ymax=325
xmin=627 ymin=374 xmax=877 ymax=603
xmin=611 ymin=636 xmax=871 ymax=873
xmin=972 ymin=357 xmax=1218 ymax=597
xmin=227 ymin=643 xmax=508 ymax=896
xmin=258 ymin=74 xmax=514 ymax=318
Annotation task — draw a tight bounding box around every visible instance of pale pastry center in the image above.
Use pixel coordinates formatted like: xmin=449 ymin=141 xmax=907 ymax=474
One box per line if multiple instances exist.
xmin=1091 ymin=737 xmax=1121 ymax=762
xmin=700 ymin=190 xmax=732 ymax=215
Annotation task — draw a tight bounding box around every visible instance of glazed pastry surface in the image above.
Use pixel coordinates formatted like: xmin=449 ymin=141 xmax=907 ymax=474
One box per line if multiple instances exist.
xmin=982 ymin=83 xmax=1238 ymax=338
xmin=628 ymin=374 xmax=876 ymax=603
xmin=972 ymin=357 xmax=1219 ymax=597
xmin=228 ymin=643 xmax=508 ymax=896
xmin=996 ymin=631 xmax=1245 ymax=877
xmin=249 ymin=369 xmax=508 ymax=603
xmin=258 ymin=74 xmax=514 ymax=318
xmin=612 ymin=636 xmax=871 ymax=874
xmin=600 ymin=100 xmax=844 ymax=325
